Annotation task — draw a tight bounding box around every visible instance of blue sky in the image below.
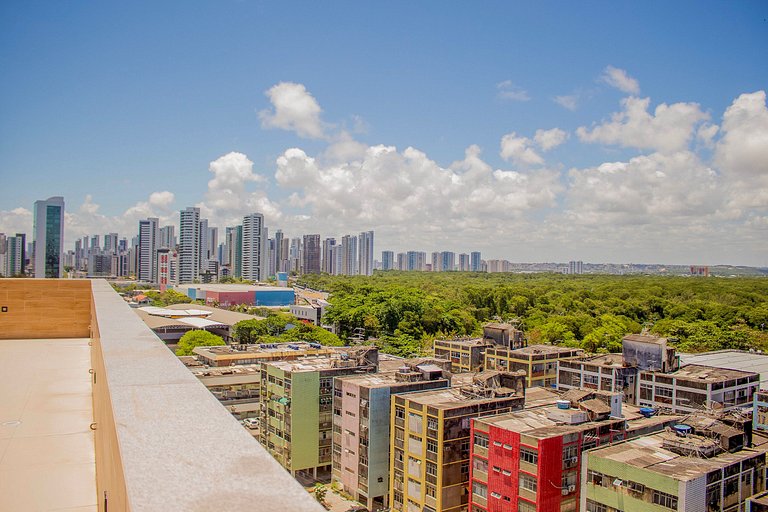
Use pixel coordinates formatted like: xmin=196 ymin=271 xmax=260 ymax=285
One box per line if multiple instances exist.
xmin=1 ymin=1 xmax=767 ymax=265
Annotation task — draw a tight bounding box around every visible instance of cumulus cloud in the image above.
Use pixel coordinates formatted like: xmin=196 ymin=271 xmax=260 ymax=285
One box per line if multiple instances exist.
xmin=274 ymin=139 xmax=561 ymax=248
xmin=554 ymin=94 xmax=579 ymax=111
xmin=0 ymin=207 xmax=33 ymax=236
xmin=534 ymin=128 xmax=569 ymax=151
xmin=715 ymin=91 xmax=768 ymax=213
xmin=258 ymin=82 xmax=327 ymax=139
xmin=576 ymin=96 xmax=709 ymax=153
xmin=600 ymin=65 xmax=640 ymax=95
xmin=149 ymin=191 xmax=175 ymax=208
xmin=564 ymin=151 xmax=720 ymax=227
xmin=496 ymin=80 xmax=531 ymax=101
xmin=203 ymin=152 xmax=281 ymax=227
xmin=500 ymin=132 xmax=543 ymax=165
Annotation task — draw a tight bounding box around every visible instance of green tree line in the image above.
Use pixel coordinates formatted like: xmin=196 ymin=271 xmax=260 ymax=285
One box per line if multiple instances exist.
xmin=297 ymin=272 xmax=768 ymax=355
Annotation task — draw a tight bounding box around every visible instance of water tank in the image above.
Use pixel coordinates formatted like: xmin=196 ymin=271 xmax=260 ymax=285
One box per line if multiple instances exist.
xmin=639 ymin=407 xmax=656 ymax=418
xmin=673 ymin=424 xmax=692 ymax=436
xmin=556 ymin=400 xmax=570 ymax=410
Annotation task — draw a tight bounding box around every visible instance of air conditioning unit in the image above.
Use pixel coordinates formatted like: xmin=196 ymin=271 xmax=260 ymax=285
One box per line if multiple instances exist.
xmin=568 ymin=485 xmax=576 ymax=493
xmin=570 ymin=457 xmax=578 ymax=465
xmin=561 ymin=489 xmax=569 ymax=496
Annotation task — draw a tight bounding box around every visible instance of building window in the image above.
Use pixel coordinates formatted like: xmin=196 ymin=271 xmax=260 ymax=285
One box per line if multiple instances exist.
xmin=520 ymin=474 xmax=537 ymax=493
xmin=426 ymin=484 xmax=436 ymax=498
xmin=427 ymin=439 xmax=438 ymax=454
xmin=520 ymin=447 xmax=538 ymax=465
xmin=395 ymin=407 xmax=405 ymax=419
xmin=474 ymin=433 xmax=489 ymax=448
xmin=472 ymin=481 xmax=487 ymax=498
xmin=519 ymin=499 xmax=537 ymax=512
xmin=585 ymin=500 xmax=609 ymax=512
xmin=426 ymin=462 xmax=438 ymax=477
xmin=427 ymin=417 xmax=438 ymax=431
xmin=652 ymin=490 xmax=678 ymax=509
xmin=655 ymin=387 xmax=673 ymax=398
xmin=473 ymin=457 xmax=488 ymax=472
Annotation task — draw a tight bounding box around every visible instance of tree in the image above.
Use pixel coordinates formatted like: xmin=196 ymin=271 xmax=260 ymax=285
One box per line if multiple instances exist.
xmin=175 ymin=330 xmax=225 ymax=356
xmin=313 ymin=484 xmax=327 ymax=507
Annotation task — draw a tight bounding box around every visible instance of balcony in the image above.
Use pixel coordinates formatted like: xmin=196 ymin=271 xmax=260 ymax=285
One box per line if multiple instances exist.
xmin=0 ymin=279 xmax=323 ymax=512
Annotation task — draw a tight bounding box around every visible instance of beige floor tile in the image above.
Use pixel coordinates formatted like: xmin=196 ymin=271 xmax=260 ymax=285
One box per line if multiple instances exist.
xmin=1 ymin=431 xmax=94 ymax=469
xmin=0 ymin=462 xmax=97 ymax=511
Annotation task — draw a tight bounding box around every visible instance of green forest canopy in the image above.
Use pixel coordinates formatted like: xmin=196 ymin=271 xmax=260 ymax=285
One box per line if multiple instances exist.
xmin=297 ymin=272 xmax=768 ymax=356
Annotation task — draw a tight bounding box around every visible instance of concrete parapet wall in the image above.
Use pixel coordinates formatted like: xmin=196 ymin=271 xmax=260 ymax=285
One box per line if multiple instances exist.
xmin=89 ymin=279 xmax=324 ymax=512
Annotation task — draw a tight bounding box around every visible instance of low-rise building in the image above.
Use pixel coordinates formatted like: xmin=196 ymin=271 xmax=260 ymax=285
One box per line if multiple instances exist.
xmin=290 ymin=299 xmax=329 ymax=327
xmin=485 ymin=344 xmax=583 ymax=389
xmin=637 ymin=364 xmax=759 ymax=414
xmin=434 ymin=337 xmax=494 ymax=373
xmin=260 ymin=347 xmax=379 ymax=478
xmin=389 ymin=371 xmax=527 ymax=512
xmin=434 ymin=323 xmax=526 ymax=374
xmin=333 ymin=359 xmax=452 ymax=510
xmin=755 ymin=390 xmax=768 ymax=432
xmin=193 ymin=340 xmax=335 ymax=366
xmin=175 ymin=283 xmax=296 ymax=307
xmin=469 ymin=390 xmax=678 ymax=512
xmin=186 ymin=362 xmax=261 ymax=422
xmin=558 ymin=353 xmax=638 ymax=402
xmin=582 ymin=421 xmax=768 ymax=512
xmin=135 ymin=303 xmax=260 ymax=342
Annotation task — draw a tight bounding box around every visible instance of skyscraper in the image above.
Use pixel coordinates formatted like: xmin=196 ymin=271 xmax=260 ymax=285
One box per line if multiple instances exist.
xmin=381 ymin=250 xmax=394 ymax=271
xmin=179 ymin=207 xmax=201 ymax=284
xmin=33 ymin=196 xmax=65 ymax=278
xmin=358 ymin=230 xmax=374 ymax=276
xmin=225 ymin=226 xmax=243 ymax=278
xmin=458 ymin=253 xmax=470 ymax=271
xmin=341 ymin=234 xmax=357 ymax=276
xmin=302 ymin=234 xmax=321 ymax=274
xmin=322 ymin=238 xmax=337 ymax=274
xmin=159 ymin=226 xmax=176 ymax=249
xmin=470 ymin=251 xmax=482 ymax=272
xmin=104 ymin=233 xmax=118 ymax=255
xmin=274 ymin=229 xmax=285 ymax=273
xmin=137 ymin=218 xmax=159 ymax=283
xmin=242 ymin=213 xmax=266 ymax=282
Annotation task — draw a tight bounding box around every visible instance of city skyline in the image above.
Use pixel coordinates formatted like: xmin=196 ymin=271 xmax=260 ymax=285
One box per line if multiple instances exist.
xmin=1 ymin=2 xmax=767 ymax=266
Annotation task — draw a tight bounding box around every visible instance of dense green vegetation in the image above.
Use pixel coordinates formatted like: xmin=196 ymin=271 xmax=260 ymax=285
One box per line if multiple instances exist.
xmin=297 ymin=272 xmax=768 ymax=356
xmin=232 ymin=312 xmax=343 ymax=346
xmin=175 ymin=330 xmax=225 ymax=355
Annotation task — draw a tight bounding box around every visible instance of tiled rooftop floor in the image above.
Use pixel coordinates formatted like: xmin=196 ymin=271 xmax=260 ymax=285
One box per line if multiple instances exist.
xmin=0 ymin=338 xmax=96 ymax=511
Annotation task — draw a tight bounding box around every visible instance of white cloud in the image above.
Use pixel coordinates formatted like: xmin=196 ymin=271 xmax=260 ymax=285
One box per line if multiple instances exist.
xmin=258 ymin=82 xmax=327 ymax=139
xmin=496 ymin=80 xmax=531 ymax=101
xmin=202 ymin=151 xmax=281 ymax=228
xmin=696 ymin=123 xmax=719 ymax=148
xmin=600 ymin=65 xmax=640 ymax=95
xmin=149 ymin=191 xmax=175 ymax=208
xmin=274 ymin=139 xmax=561 ymax=248
xmin=499 ymin=132 xmax=543 ymax=165
xmin=576 ymin=96 xmax=709 ymax=153
xmin=564 ymin=151 xmax=720 ymax=227
xmin=554 ymin=94 xmax=579 ymax=111
xmin=0 ymin=207 xmax=33 ymax=236
xmin=534 ymin=128 xmax=569 ymax=151
xmin=715 ymin=90 xmax=768 ymax=213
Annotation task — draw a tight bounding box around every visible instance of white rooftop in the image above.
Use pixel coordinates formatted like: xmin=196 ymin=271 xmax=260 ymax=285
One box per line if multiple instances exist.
xmin=679 ymin=350 xmax=768 ymax=387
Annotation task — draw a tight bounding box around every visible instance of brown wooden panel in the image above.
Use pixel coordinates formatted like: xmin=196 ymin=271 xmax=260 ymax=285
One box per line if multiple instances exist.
xmin=0 ymin=279 xmax=92 ymax=339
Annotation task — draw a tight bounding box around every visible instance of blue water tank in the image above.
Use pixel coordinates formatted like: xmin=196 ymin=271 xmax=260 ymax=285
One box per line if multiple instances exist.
xmin=639 ymin=407 xmax=656 ymax=418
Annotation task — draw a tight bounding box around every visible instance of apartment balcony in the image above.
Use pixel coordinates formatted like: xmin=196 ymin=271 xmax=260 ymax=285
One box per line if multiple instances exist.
xmin=0 ymin=279 xmax=323 ymax=512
